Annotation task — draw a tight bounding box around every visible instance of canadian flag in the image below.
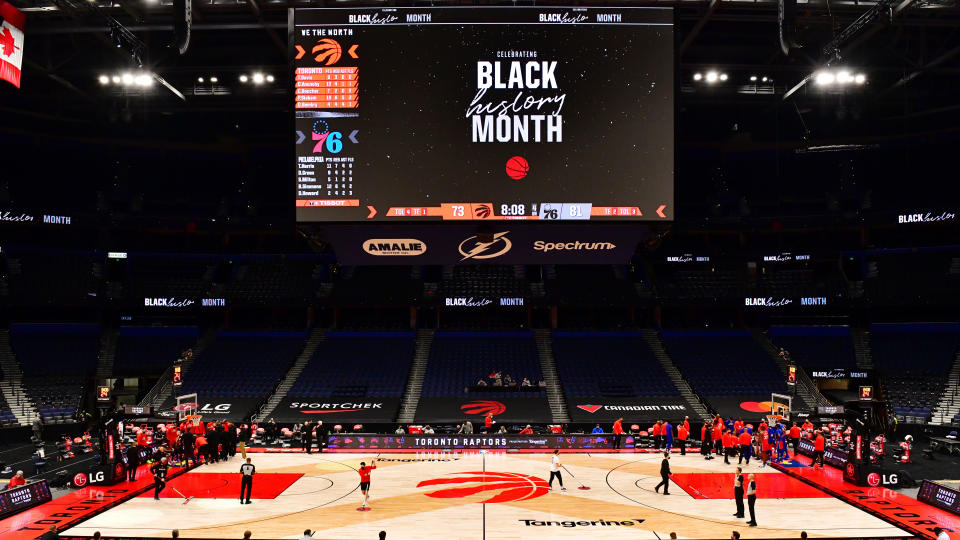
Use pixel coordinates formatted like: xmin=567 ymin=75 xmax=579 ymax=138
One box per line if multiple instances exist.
xmin=0 ymin=0 xmax=25 ymax=88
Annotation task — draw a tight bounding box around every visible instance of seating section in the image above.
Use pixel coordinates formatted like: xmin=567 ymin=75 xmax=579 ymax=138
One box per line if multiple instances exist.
xmin=663 ymin=331 xmax=787 ymax=397
xmin=10 ymin=323 xmax=101 ymax=422
xmin=223 ymin=258 xmax=318 ymax=306
xmin=553 ymin=332 xmax=678 ymax=397
xmin=439 ymin=266 xmax=526 ymax=298
xmin=5 ymin=251 xmax=100 ymax=306
xmin=769 ymin=326 xmax=856 ymax=372
xmin=288 ymin=332 xmax=415 ymax=399
xmin=422 ymin=332 xmax=543 ymax=397
xmin=329 ymin=266 xmax=421 ymax=305
xmin=28 ymin=377 xmax=85 ymax=423
xmin=872 ymin=323 xmax=960 ymax=421
xmin=10 ymin=323 xmax=100 ymax=377
xmin=180 ymin=332 xmax=305 ymax=398
xmin=126 ymin=255 xmax=213 ymax=299
xmin=114 ymin=326 xmax=199 ymax=376
xmin=546 ymin=266 xmax=638 ymax=305
xmin=0 ymin=394 xmax=17 ymax=427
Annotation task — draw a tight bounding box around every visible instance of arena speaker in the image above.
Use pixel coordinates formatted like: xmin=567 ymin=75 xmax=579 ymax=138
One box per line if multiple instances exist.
xmin=779 ymin=0 xmax=800 ymax=55
xmin=896 ymin=469 xmax=916 ymax=488
xmin=172 ymin=0 xmax=192 ymax=55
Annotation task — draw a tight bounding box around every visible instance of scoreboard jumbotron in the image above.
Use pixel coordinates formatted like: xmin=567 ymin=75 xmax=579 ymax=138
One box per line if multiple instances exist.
xmin=292 ymin=7 xmax=674 ymax=222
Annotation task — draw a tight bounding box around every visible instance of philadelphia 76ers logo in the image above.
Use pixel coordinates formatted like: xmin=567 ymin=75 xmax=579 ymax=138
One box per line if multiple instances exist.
xmin=416 ymin=471 xmax=549 ymax=503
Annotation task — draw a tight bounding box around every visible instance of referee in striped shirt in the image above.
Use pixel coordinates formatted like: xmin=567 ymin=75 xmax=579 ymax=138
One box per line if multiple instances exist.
xmin=240 ymin=458 xmax=255 ymax=504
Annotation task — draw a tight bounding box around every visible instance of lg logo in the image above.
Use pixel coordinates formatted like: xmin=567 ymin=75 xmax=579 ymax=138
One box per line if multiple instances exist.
xmin=72 ymin=473 xmax=88 ymax=488
xmin=867 ymin=472 xmax=898 ymax=487
xmin=200 ymin=403 xmax=231 ymax=412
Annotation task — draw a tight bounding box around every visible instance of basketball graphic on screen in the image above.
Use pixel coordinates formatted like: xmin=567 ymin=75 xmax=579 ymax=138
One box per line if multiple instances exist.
xmin=505 ymin=156 xmax=529 ymax=180
xmin=312 ymin=38 xmax=342 ymax=65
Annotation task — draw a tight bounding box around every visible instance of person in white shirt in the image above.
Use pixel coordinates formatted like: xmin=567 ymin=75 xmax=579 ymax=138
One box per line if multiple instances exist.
xmin=395 ymin=426 xmax=405 ymax=435
xmin=548 ymin=449 xmax=566 ymax=491
xmin=299 ymin=530 xmax=314 ymax=540
xmin=423 ymin=425 xmax=435 ymax=435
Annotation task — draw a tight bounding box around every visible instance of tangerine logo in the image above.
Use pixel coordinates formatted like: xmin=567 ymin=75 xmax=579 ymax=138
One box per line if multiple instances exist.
xmin=417 ymin=471 xmax=549 ymax=503
xmin=312 ymin=38 xmax=342 ymax=65
xmin=739 ymin=401 xmax=772 ymax=413
xmin=461 ymin=400 xmax=506 ymax=416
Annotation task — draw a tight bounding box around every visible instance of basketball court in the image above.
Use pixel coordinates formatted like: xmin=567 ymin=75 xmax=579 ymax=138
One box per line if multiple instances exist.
xmin=57 ymin=451 xmax=919 ymax=540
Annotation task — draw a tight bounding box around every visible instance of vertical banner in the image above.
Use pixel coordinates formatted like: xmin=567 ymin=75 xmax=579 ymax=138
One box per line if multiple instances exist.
xmin=0 ymin=0 xmax=25 ymax=88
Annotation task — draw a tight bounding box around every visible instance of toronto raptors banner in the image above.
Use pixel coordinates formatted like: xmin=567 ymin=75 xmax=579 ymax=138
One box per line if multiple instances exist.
xmin=0 ymin=0 xmax=25 ymax=88
xmin=414 ymin=397 xmax=551 ymax=423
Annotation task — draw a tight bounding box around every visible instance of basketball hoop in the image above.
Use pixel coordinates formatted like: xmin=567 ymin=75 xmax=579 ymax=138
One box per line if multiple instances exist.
xmin=186 ymin=414 xmax=202 ymax=428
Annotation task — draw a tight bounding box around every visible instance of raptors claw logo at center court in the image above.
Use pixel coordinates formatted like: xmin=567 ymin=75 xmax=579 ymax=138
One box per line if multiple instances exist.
xmin=417 ymin=471 xmax=549 ymax=503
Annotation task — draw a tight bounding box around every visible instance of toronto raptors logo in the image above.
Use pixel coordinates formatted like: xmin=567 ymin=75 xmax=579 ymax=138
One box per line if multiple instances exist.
xmin=460 ymin=400 xmax=506 ymax=416
xmin=417 ymin=471 xmax=549 ymax=503
xmin=866 ymin=472 xmax=881 ymax=487
xmin=846 ymin=463 xmax=856 ymax=478
xmin=73 ymin=472 xmax=88 ymax=488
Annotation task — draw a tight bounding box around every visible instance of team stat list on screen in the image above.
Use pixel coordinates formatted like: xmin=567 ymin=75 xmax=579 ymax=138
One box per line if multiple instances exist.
xmin=293 ymin=7 xmax=674 ymax=221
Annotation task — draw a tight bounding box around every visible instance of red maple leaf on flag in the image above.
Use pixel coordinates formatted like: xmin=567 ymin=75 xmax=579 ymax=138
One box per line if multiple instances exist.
xmin=0 ymin=26 xmax=18 ymax=57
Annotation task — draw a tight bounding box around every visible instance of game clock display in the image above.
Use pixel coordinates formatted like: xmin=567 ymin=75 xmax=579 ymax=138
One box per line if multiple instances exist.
xmin=292 ymin=7 xmax=674 ymax=221
xmin=917 ymin=480 xmax=960 ymax=515
xmin=0 ymin=480 xmax=52 ymax=519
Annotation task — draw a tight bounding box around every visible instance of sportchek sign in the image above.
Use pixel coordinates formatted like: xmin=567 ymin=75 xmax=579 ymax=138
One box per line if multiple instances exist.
xmin=273 ymin=398 xmax=400 ymax=422
xmin=566 ymin=398 xmax=691 ymax=422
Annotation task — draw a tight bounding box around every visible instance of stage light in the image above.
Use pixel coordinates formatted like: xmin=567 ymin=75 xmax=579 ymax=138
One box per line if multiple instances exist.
xmin=197 ymin=77 xmax=204 ymax=83
xmin=210 ymin=76 xmax=218 ymax=83
xmin=252 ymin=73 xmax=265 ymax=84
xmin=750 ymin=75 xmax=757 ymax=82
xmin=762 ymin=76 xmax=768 ymax=82
xmin=855 ymin=74 xmax=866 ymax=84
xmin=705 ymin=71 xmax=718 ymax=83
xmin=111 ymin=75 xmax=120 ymax=84
xmin=815 ymin=71 xmax=835 ymax=86
xmin=266 ymin=74 xmax=275 ymax=83
xmin=239 ymin=74 xmax=249 ymax=83
xmin=719 ymin=73 xmax=728 ymax=81
xmin=693 ymin=73 xmax=702 ymax=81
xmin=836 ymin=70 xmax=852 ymax=84
xmin=121 ymin=73 xmax=134 ymax=85
xmin=135 ymin=74 xmax=152 ymax=86
xmin=98 ymin=75 xmax=109 ymax=85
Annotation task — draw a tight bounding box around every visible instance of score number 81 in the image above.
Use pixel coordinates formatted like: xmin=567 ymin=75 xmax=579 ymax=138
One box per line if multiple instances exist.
xmin=312 ymin=120 xmax=343 ymax=154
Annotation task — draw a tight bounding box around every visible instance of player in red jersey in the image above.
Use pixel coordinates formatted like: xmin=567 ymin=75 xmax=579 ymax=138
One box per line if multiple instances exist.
xmin=358 ymin=459 xmax=377 ymax=509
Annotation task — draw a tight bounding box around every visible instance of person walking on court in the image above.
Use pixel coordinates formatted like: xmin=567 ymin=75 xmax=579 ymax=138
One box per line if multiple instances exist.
xmin=745 ymin=473 xmax=758 ymax=526
xmin=548 ymin=449 xmax=566 ymax=491
xmin=654 ymin=452 xmax=672 ymax=495
xmin=151 ymin=457 xmax=169 ymax=500
xmin=239 ymin=457 xmax=255 ymax=504
xmin=738 ymin=428 xmax=752 ymax=465
xmin=612 ymin=417 xmax=624 ymax=450
xmin=732 ymin=467 xmax=745 ymax=518
xmin=358 ymin=458 xmax=377 ymax=509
